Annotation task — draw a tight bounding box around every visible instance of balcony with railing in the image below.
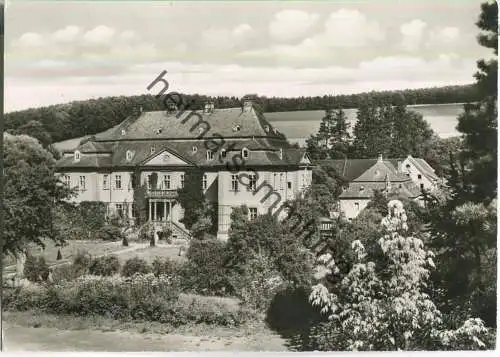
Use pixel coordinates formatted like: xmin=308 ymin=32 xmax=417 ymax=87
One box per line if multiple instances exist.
xmin=146 ymin=189 xmax=178 ymax=199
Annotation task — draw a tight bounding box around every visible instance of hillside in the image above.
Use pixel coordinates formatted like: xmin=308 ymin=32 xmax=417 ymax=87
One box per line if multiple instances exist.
xmin=5 ymin=84 xmax=477 ymax=147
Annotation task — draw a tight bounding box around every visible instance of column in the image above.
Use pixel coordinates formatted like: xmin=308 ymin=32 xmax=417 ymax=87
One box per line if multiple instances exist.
xmin=169 ymin=201 xmax=172 ymax=223
xmin=163 ymin=200 xmax=167 ymax=221
xmin=148 ymin=201 xmax=152 ymax=221
xmin=153 ymin=201 xmax=157 ymax=221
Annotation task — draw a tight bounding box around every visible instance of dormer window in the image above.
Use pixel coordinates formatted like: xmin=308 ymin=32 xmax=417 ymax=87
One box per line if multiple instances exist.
xmin=360 ymin=186 xmax=365 ymax=192
xmin=155 ymin=128 xmax=163 ymax=135
xmin=150 ymin=146 xmax=156 ymax=154
xmin=126 ymin=150 xmax=133 ymax=161
xmin=121 ymin=129 xmax=126 ymax=136
xmin=74 ymin=150 xmax=81 ymax=162
xmin=233 ymin=125 xmax=241 ymax=132
xmin=206 ymin=150 xmax=214 ymax=161
xmin=242 ymin=148 xmax=249 ymax=159
xmin=192 ymin=146 xmax=198 ymax=153
xmin=265 ymin=125 xmax=270 ymax=133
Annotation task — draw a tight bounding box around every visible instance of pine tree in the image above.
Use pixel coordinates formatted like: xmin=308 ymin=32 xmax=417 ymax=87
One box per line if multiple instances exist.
xmin=306 ymin=108 xmax=350 ymax=159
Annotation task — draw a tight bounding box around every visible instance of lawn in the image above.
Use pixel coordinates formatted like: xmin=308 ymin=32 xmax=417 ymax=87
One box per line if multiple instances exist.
xmin=114 ymin=243 xmax=188 ymax=264
xmin=3 ymin=239 xmax=139 ymax=269
xmin=3 ymin=310 xmax=287 ymax=351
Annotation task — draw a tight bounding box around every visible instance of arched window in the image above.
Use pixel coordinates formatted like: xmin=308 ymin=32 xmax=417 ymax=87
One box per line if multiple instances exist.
xmin=220 ymin=149 xmax=227 ymax=159
xmin=74 ymin=150 xmax=81 ymax=162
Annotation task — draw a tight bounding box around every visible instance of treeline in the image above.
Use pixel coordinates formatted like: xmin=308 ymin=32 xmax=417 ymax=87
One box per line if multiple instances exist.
xmin=4 ymin=84 xmax=478 ymax=146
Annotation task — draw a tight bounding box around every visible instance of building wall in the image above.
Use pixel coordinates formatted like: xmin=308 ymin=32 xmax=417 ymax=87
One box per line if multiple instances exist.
xmin=400 ymin=158 xmax=435 ymax=191
xmin=216 ymin=167 xmax=312 ymax=240
xmin=340 ymin=198 xmax=370 ymax=220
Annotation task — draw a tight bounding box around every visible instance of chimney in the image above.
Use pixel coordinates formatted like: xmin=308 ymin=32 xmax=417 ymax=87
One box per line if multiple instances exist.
xmin=242 ymin=94 xmax=257 ymax=112
xmin=397 ymin=161 xmax=402 ymax=173
xmin=378 ymin=153 xmax=383 ymax=162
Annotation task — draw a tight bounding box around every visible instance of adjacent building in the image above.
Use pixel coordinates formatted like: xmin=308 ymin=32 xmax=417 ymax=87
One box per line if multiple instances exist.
xmin=318 ymin=155 xmax=441 ymax=219
xmin=55 ymin=99 xmax=313 ymax=240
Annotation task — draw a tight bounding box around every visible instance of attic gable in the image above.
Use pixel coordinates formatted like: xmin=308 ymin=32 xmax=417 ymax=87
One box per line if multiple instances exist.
xmin=142 ymin=147 xmax=195 ymax=167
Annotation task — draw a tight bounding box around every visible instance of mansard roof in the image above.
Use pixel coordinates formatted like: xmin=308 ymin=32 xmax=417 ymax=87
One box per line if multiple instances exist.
xmin=92 ymin=106 xmax=281 ymax=141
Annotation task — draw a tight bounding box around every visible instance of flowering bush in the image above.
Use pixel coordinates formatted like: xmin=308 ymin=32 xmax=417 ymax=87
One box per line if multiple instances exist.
xmin=307 ymin=201 xmax=491 ymax=351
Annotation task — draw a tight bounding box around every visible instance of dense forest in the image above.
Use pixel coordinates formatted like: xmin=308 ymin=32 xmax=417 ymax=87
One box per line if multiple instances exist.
xmin=4 ymin=84 xmax=478 ymax=146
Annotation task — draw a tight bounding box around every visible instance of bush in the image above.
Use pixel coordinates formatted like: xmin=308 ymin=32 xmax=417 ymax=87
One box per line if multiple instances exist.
xmin=121 ymin=257 xmax=151 ymax=277
xmin=182 ymin=239 xmax=233 ymax=295
xmin=89 ymin=255 xmax=121 ymax=276
xmin=95 ymin=225 xmax=123 ymax=241
xmin=72 ymin=250 xmax=92 ymax=275
xmin=24 ymin=254 xmax=50 ymax=283
xmin=4 ymin=275 xmax=251 ymax=326
xmin=138 ymin=222 xmax=155 ymax=241
xmin=50 ymin=263 xmax=81 ymax=284
xmin=151 ymin=257 xmax=183 ymax=277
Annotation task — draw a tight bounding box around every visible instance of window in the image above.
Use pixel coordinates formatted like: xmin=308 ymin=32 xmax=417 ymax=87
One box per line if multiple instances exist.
xmin=163 ymin=174 xmax=171 ymax=189
xmin=74 ymin=151 xmax=81 ymax=162
xmin=180 ymin=174 xmax=185 ymax=188
xmin=116 ymin=203 xmax=124 ymax=218
xmin=79 ymin=176 xmax=86 ymax=191
xmin=63 ymin=175 xmax=71 ymax=187
xmin=203 ymin=174 xmax=208 ymax=190
xmin=206 ymin=150 xmax=214 ymax=161
xmin=131 ymin=203 xmax=136 ymax=218
xmin=147 ymin=175 xmax=153 ymax=189
xmin=248 ymin=174 xmax=257 ymax=191
xmin=150 ymin=146 xmax=155 ymax=154
xmin=242 ymin=148 xmax=249 ymax=159
xmin=114 ymin=175 xmax=122 ymax=189
xmin=220 ymin=149 xmax=227 ymax=159
xmin=279 ymin=173 xmax=284 ymax=191
xmin=192 ymin=146 xmax=198 ymax=153
xmin=103 ymin=174 xmax=109 ymax=190
xmin=126 ymin=150 xmax=133 ymax=161
xmin=249 ymin=207 xmax=258 ymax=220
xmin=231 ymin=175 xmax=239 ymax=191
xmin=354 ymin=202 xmax=360 ymax=211
xmin=287 ymin=181 xmax=292 ymax=190
xmin=420 ymin=183 xmax=424 ymax=190
xmin=418 ymin=174 xmax=422 ymax=179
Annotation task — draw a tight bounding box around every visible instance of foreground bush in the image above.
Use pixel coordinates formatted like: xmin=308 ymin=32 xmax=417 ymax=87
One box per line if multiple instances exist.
xmin=4 ymin=274 xmax=249 ymax=326
xmin=89 ymin=255 xmax=121 ymax=276
xmin=121 ymin=257 xmax=151 ymax=277
xmin=151 ymin=257 xmax=183 ymax=277
xmin=183 ymin=239 xmax=234 ymax=295
xmin=95 ymin=225 xmax=123 ymax=241
xmin=24 ymin=254 xmax=50 ymax=283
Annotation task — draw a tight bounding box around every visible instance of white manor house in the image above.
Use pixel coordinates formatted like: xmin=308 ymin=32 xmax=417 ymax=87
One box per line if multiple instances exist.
xmin=56 ymin=99 xmax=313 ymax=240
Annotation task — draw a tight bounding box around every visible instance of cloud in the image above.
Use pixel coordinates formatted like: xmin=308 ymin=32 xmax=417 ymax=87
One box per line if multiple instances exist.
xmin=400 ymin=19 xmax=427 ymax=51
xmin=269 ymin=10 xmax=319 ymax=42
xmin=16 ymin=32 xmax=45 ymax=47
xmin=238 ymin=9 xmax=386 ymax=66
xmin=429 ymin=26 xmax=460 ymax=45
xmin=52 ymin=25 xmax=82 ymax=43
xmin=82 ymin=25 xmax=116 ymax=44
xmin=201 ymin=23 xmax=256 ymax=51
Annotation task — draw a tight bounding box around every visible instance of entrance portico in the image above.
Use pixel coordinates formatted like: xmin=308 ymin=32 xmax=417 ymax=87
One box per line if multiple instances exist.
xmin=148 ymin=199 xmax=174 ymax=222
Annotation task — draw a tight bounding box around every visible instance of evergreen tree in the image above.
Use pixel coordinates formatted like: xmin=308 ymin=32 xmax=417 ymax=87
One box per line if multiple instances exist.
xmin=306 ymin=108 xmax=350 ymax=159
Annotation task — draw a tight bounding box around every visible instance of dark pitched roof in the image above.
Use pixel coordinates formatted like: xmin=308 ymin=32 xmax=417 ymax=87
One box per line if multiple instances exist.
xmin=354 ymin=160 xmax=409 ymax=182
xmin=339 ymin=181 xmax=421 ymax=199
xmin=93 ymin=106 xmax=283 ymax=142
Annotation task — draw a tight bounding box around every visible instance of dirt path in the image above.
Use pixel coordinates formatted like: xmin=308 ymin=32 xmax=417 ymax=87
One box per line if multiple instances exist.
xmin=3 ymin=325 xmax=287 ymax=352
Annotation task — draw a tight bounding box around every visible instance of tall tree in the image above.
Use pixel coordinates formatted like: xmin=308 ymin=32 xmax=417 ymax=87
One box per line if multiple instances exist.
xmin=2 ymin=133 xmax=73 ymax=257
xmin=306 ymin=108 xmax=350 ymax=160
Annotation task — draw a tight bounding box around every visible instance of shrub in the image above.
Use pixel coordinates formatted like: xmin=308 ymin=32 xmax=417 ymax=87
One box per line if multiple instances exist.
xmin=182 ymin=239 xmax=233 ymax=295
xmin=121 ymin=257 xmax=151 ymax=277
xmin=3 ymin=284 xmax=50 ymax=311
xmin=151 ymin=257 xmax=183 ymax=277
xmin=138 ymin=222 xmax=154 ymax=241
xmin=89 ymin=255 xmax=121 ymax=276
xmin=24 ymin=254 xmax=50 ymax=283
xmin=95 ymin=225 xmax=123 ymax=241
xmin=72 ymin=250 xmax=92 ymax=275
xmin=50 ymin=263 xmax=80 ymax=284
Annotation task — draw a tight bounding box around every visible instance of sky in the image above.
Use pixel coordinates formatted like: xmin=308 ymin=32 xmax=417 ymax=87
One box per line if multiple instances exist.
xmin=4 ymin=0 xmax=492 ymax=112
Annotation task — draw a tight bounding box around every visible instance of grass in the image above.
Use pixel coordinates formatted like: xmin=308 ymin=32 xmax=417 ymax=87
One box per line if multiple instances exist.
xmin=114 ymin=243 xmax=188 ymax=264
xmin=3 ymin=239 xmax=129 ymax=268
xmin=3 ymin=310 xmax=287 ymax=351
